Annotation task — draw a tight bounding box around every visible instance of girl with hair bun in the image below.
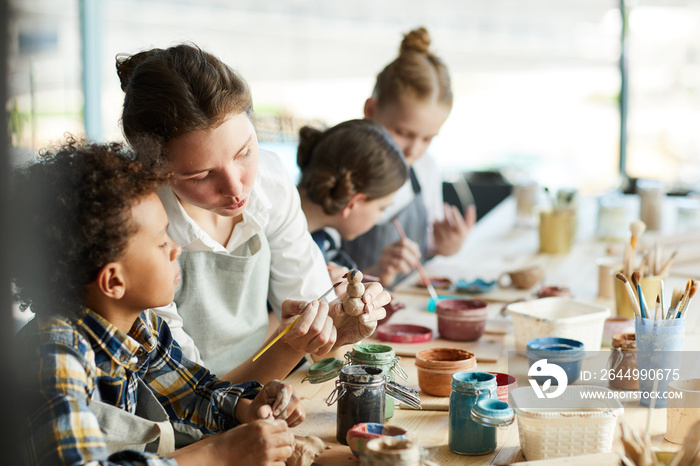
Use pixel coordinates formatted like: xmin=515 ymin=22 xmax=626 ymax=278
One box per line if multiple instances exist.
xmin=296 ymin=119 xmax=408 ymax=285
xmin=341 ymin=27 xmax=477 ymax=286
xmin=115 ymin=44 xmax=390 ymax=389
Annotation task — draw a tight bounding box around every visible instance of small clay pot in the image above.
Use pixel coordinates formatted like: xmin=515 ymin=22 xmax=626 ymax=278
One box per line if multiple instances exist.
xmin=488 ymin=372 xmax=518 ymax=404
xmin=415 ymin=347 xmax=477 ymax=397
xmin=498 ymin=267 xmax=544 ymax=289
xmin=536 ymin=285 xmax=572 ymax=298
xmin=602 ymin=316 xmax=635 ymax=347
xmin=436 ymin=299 xmax=488 ymax=341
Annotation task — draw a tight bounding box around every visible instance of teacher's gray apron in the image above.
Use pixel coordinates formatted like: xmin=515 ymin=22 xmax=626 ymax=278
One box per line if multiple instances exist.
xmin=89 ymin=378 xmax=175 ymax=456
xmin=174 ymin=232 xmax=271 ymax=377
xmin=341 ymin=168 xmax=428 ymax=288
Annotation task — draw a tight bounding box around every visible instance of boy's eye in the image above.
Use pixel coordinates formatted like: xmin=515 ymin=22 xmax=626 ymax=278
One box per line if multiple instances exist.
xmin=159 ymin=242 xmax=168 ymax=249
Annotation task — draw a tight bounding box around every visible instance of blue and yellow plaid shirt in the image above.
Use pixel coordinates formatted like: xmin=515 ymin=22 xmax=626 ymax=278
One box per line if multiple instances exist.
xmin=17 ymin=307 xmax=262 ymax=465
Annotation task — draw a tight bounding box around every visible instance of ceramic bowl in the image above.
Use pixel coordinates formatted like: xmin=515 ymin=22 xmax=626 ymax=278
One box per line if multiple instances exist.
xmin=346 ymin=422 xmax=407 ymax=459
xmin=455 ymin=278 xmax=497 ymax=294
xmin=436 ymin=299 xmax=488 ymax=341
xmin=376 ymin=324 xmax=433 ymax=343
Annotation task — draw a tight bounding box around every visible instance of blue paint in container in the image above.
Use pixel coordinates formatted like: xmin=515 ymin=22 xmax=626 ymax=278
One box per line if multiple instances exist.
xmin=526 ymin=337 xmax=585 ymax=385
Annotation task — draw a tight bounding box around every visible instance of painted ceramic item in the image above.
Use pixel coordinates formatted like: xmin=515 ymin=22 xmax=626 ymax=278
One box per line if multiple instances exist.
xmin=436 ymin=299 xmax=488 ymax=341
xmin=376 ymin=324 xmax=433 ymax=344
xmin=346 ymin=423 xmax=407 ymax=459
xmin=455 ymin=278 xmax=497 ymax=294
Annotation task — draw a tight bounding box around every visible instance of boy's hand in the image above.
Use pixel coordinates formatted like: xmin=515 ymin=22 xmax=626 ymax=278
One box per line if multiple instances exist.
xmin=207 ymin=419 xmax=294 ymax=465
xmin=374 ymin=238 xmax=421 ymax=286
xmin=246 ymin=380 xmax=305 ymax=428
xmin=433 ymin=204 xmax=475 ymax=257
xmin=327 ymin=281 xmax=389 ymax=347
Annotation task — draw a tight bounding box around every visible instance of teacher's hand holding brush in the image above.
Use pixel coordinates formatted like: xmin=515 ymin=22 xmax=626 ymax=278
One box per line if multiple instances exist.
xmin=253 ymin=270 xmax=390 ymax=362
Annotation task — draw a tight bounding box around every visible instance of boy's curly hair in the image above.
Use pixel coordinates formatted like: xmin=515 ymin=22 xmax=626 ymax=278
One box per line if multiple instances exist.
xmin=9 ymin=137 xmax=172 ymax=317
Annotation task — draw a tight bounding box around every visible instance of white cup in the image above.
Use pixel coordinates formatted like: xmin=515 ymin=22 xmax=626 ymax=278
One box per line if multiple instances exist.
xmin=665 ymin=378 xmax=700 ymax=444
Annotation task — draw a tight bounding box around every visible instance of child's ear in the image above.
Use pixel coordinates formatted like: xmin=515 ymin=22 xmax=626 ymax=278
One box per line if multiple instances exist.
xmin=96 ymin=263 xmax=126 ymax=300
xmin=363 ymin=98 xmax=376 ymax=119
xmin=341 ymin=193 xmax=367 ymax=219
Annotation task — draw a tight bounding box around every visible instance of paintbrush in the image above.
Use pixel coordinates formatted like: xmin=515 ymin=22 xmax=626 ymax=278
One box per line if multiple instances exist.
xmin=653 ymin=295 xmax=661 ymax=327
xmin=658 ymin=250 xmax=678 ymax=277
xmin=675 ymin=279 xmax=693 ymax=319
xmin=625 ymin=221 xmax=646 ymax=278
xmin=615 ymin=272 xmax=641 ymax=318
xmin=678 ymin=282 xmax=697 ymax=319
xmin=631 ymin=271 xmax=648 ymax=318
xmin=252 ymin=281 xmax=343 ymax=362
xmin=392 ymin=218 xmax=439 ymax=303
xmin=665 ymin=287 xmax=683 ymax=320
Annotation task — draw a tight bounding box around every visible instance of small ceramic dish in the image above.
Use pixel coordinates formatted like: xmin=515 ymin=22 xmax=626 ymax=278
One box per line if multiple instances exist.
xmin=416 ymin=276 xmax=452 ymax=289
xmin=376 ymin=324 xmax=433 ymax=343
xmin=456 ymin=278 xmax=497 ymax=294
xmin=346 ymin=423 xmax=408 ymax=459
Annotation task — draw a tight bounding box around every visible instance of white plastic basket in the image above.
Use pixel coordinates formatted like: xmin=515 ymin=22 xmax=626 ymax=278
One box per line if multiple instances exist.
xmin=506 ymin=297 xmax=610 ymax=352
xmin=509 ymin=385 xmax=623 ymax=461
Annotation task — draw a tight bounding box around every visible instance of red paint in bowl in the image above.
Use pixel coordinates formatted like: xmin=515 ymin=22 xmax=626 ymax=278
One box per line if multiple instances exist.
xmin=376 ymin=324 xmax=433 ymax=343
xmin=436 ymin=299 xmax=488 ymax=341
xmin=488 ymin=372 xmax=518 ymax=404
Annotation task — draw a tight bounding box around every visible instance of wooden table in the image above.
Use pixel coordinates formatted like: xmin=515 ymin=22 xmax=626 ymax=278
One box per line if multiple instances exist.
xmin=286 ymin=195 xmax=700 ymax=465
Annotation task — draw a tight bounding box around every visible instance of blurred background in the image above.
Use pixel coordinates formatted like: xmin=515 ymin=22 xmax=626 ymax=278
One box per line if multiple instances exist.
xmin=6 ymin=0 xmax=700 ymax=196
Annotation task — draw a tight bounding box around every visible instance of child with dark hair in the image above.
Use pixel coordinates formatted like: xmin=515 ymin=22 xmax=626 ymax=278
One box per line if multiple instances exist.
xmin=11 ymin=138 xmax=302 ymax=465
xmin=296 ymin=119 xmax=408 ymax=285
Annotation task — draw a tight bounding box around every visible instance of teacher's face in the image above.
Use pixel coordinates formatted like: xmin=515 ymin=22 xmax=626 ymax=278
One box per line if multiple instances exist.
xmin=166 ymin=113 xmax=259 ymax=219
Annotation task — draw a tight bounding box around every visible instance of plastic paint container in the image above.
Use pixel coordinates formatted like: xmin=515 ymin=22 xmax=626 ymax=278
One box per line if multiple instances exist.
xmin=526 ymin=337 xmax=585 ymax=385
xmin=436 ymin=299 xmax=488 ymax=341
xmin=415 ymin=347 xmax=477 ymax=397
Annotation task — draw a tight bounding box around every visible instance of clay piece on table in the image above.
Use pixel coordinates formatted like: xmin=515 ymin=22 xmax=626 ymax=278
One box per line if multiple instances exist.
xmin=343 ymin=297 xmax=365 ymax=316
xmin=416 ymin=276 xmax=452 ymax=290
xmin=287 ymin=435 xmax=327 ymax=466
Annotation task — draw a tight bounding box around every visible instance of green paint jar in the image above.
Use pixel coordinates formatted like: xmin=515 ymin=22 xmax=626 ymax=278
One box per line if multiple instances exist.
xmin=347 ymin=343 xmax=407 ymax=419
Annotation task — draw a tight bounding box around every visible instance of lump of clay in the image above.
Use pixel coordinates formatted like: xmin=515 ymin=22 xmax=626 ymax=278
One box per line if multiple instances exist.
xmin=342 ymin=269 xmax=366 ymax=316
xmin=287 ymin=435 xmax=327 ymax=466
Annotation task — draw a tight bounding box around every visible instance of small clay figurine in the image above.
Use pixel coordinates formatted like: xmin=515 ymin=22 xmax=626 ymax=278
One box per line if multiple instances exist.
xmin=343 ymin=269 xmax=366 ymax=316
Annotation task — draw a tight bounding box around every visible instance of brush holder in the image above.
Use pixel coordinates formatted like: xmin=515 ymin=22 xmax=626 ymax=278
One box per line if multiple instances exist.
xmin=635 ymin=316 xmax=686 ymax=408
xmin=613 ymin=272 xmax=662 ymax=319
xmin=538 ymin=208 xmax=576 ymax=254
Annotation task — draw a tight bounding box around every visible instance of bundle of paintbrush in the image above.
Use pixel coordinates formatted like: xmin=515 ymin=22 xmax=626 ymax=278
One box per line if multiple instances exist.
xmin=621 ymin=220 xmax=678 ymax=278
xmin=615 ymin=271 xmax=696 ymax=323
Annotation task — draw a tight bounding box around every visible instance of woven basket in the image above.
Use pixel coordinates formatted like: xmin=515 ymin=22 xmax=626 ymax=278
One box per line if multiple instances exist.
xmin=509 ymin=385 xmax=623 ymax=461
xmin=506 ymin=297 xmax=610 ymax=352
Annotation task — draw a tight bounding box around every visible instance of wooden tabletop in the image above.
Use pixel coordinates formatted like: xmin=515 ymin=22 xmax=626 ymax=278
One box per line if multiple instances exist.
xmin=286 ymin=195 xmax=700 ymax=465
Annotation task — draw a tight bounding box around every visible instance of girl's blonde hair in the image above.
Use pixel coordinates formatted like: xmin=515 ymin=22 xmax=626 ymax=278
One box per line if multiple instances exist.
xmin=372 ymin=27 xmax=452 ymax=110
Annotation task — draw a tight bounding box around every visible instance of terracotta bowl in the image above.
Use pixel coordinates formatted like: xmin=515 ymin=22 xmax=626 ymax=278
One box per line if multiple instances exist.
xmin=415 ymin=347 xmax=477 ymax=397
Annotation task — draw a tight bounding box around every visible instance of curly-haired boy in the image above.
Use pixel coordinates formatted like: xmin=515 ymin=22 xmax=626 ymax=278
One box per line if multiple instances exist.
xmin=10 ymin=139 xmax=303 ymax=466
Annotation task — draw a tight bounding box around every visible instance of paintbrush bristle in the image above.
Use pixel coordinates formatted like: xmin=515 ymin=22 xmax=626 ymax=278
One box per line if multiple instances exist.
xmin=671 ymin=287 xmax=683 ymax=308
xmin=615 ymin=272 xmax=628 ymax=283
xmin=689 ymin=284 xmax=698 ymax=299
xmin=630 ymin=220 xmax=646 ymax=238
xmin=631 ymin=270 xmax=641 ymax=287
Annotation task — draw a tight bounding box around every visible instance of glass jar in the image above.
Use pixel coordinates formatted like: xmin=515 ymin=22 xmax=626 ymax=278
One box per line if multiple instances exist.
xmin=448 ymin=371 xmax=513 ymax=455
xmin=607 ymin=332 xmax=638 ymax=390
xmin=347 ymin=343 xmax=407 ymax=419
